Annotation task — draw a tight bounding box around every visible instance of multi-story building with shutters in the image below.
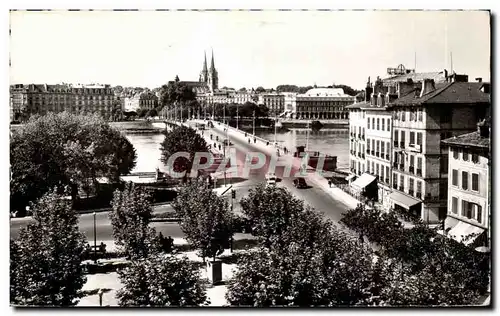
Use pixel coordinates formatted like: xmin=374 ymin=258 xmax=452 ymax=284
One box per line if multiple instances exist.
xmin=441 ymin=118 xmax=491 ymax=246
xmin=10 ymin=83 xmax=115 ymax=121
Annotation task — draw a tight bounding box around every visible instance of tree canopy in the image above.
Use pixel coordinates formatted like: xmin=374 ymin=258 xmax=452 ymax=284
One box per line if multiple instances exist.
xmin=10 ymin=190 xmax=87 ymax=306
xmin=109 ymin=183 xmax=159 ymax=260
xmin=117 ymin=255 xmax=207 ymax=306
xmin=158 ymin=76 xmax=197 ymax=109
xmin=160 ymin=125 xmax=208 ymax=177
xmin=172 ymin=180 xmax=233 ymax=261
xmin=10 ymin=112 xmax=137 ymax=212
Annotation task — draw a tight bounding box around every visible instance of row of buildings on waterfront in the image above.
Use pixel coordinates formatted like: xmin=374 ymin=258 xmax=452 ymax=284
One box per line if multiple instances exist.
xmin=347 ymin=66 xmax=491 ymax=247
xmin=9 ymin=50 xmax=356 ymax=122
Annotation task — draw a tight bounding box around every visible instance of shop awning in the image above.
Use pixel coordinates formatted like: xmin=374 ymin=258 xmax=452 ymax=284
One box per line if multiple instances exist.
xmin=345 ymin=174 xmax=356 ymax=181
xmin=448 ymin=221 xmax=485 ymax=245
xmin=388 ymin=191 xmax=421 ymax=209
xmin=350 ymin=173 xmax=376 ymax=190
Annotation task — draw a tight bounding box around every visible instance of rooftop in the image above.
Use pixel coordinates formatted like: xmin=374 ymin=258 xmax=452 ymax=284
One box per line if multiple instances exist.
xmin=300 ymin=88 xmax=351 ymax=98
xmin=442 ymin=130 xmax=490 ymax=151
xmin=390 ymin=81 xmax=490 ymax=107
xmin=382 ymin=71 xmax=447 ymax=85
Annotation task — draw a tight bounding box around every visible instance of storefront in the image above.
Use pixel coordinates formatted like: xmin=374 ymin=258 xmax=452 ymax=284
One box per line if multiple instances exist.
xmin=388 ymin=191 xmax=422 ymax=218
xmin=350 ymin=173 xmax=377 ymax=200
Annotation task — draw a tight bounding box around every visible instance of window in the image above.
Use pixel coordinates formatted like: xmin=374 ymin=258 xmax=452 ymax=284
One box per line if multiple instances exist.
xmin=372 ymin=161 xmax=374 ymax=173
xmin=472 ymin=153 xmax=479 ymax=163
xmin=367 ymin=139 xmax=370 ymax=151
xmin=362 ymin=127 xmax=365 ymax=138
xmin=382 ymin=118 xmax=385 ymax=131
xmin=381 ymin=142 xmax=385 ymax=158
xmin=418 ymin=109 xmax=423 ymax=122
xmin=410 ymin=132 xmax=415 ymax=146
xmin=367 ymin=118 xmax=370 ymax=129
xmin=386 ymin=142 xmax=390 ymax=157
xmin=453 ymin=149 xmax=459 ymax=159
xmin=386 ymin=166 xmax=389 ymax=182
xmin=452 ymin=169 xmax=458 ymax=186
xmin=410 ymin=155 xmax=415 ymax=173
xmin=376 ymin=141 xmax=380 ymax=157
xmin=372 ymin=139 xmax=375 ymax=152
xmin=401 ymin=111 xmax=406 ymax=122
xmin=452 ymin=197 xmax=458 ymax=214
xmin=381 ymin=166 xmax=384 ymax=182
xmin=417 ymin=157 xmax=422 ymax=176
xmin=462 ymin=149 xmax=469 ymax=162
xmin=472 ymin=173 xmax=479 ymax=192
xmin=393 ymin=173 xmax=397 ymax=188
xmin=399 ymin=175 xmax=404 ymax=190
xmin=372 ymin=118 xmax=375 ymax=129
xmin=417 ymin=133 xmax=422 ymax=146
xmin=477 ymin=205 xmax=483 ymax=223
xmin=410 ymin=110 xmax=415 ymax=121
xmin=409 ymin=178 xmax=414 ymax=194
xmin=377 ymin=118 xmax=380 ymax=130
xmin=417 ymin=181 xmax=422 ymax=198
xmin=376 ymin=164 xmax=380 ymax=177
xmin=394 ymin=130 xmax=399 ymax=143
xmin=462 ymin=171 xmax=468 ymax=190
xmin=401 ymin=131 xmax=405 ymax=147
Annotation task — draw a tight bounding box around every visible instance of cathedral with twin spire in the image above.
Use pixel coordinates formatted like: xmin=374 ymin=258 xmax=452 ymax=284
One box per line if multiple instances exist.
xmin=199 ymin=50 xmax=218 ymax=93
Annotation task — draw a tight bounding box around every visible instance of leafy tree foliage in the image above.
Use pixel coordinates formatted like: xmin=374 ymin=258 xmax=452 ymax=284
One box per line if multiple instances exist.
xmin=240 ymin=184 xmax=309 ymax=247
xmin=340 ymin=204 xmax=490 ymax=306
xmin=10 ymin=191 xmax=87 ymax=306
xmin=325 ymin=84 xmax=362 ymax=96
xmin=109 ymin=183 xmax=159 ymax=260
xmin=10 ymin=112 xmax=136 ymax=212
xmin=226 ymin=209 xmax=379 ymax=306
xmin=255 ymin=86 xmax=266 ymax=93
xmin=117 ymin=255 xmax=207 ymax=306
xmin=160 ymin=125 xmax=208 ymax=177
xmin=159 ymin=76 xmax=197 ymax=109
xmin=136 ymin=108 xmax=147 ymax=118
xmin=172 ymin=180 xmax=233 ymax=261
xmin=146 ymin=108 xmax=158 ymax=118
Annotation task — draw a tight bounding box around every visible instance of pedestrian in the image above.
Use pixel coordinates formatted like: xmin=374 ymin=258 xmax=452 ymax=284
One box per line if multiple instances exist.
xmin=248 ymin=138 xmax=250 ymax=144
xmin=254 ymin=137 xmax=256 ymax=144
xmin=328 ymin=179 xmax=332 ymax=188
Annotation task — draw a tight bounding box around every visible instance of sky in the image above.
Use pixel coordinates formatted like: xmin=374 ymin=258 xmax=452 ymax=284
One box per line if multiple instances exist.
xmin=9 ymin=10 xmax=491 ymax=90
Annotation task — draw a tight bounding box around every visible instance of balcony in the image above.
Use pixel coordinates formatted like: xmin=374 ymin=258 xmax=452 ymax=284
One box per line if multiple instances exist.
xmin=416 ymin=169 xmax=422 ymax=176
xmin=409 ymin=166 xmax=415 ymax=173
xmin=399 ymin=164 xmax=405 ymax=170
xmin=361 ymin=135 xmax=365 ymax=140
xmin=357 ymin=134 xmax=361 ymax=139
xmin=393 ymin=141 xmax=398 ymax=148
xmin=386 ymin=154 xmax=390 ymax=160
xmin=371 ymin=150 xmax=375 ymax=155
xmin=385 ymin=178 xmax=389 ymax=184
xmin=375 ymin=152 xmax=380 ymax=157
xmin=393 ymin=162 xmax=398 ymax=168
xmin=400 ymin=142 xmax=405 ymax=148
xmin=409 ymin=190 xmax=414 ymax=196
xmin=398 ymin=186 xmax=404 ymax=191
xmin=393 ymin=183 xmax=397 ymax=189
xmin=361 ymin=153 xmax=365 ymax=159
xmin=416 ymin=192 xmax=422 ymax=199
xmin=358 ymin=153 xmax=362 ymax=158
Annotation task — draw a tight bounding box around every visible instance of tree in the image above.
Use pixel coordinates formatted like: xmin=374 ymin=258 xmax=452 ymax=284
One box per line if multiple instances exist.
xmin=109 ymin=183 xmax=159 ymax=260
xmin=10 ymin=191 xmax=87 ymax=306
xmin=332 ymin=84 xmax=361 ymax=96
xmin=276 ymin=85 xmax=299 ymax=93
xmin=146 ymin=108 xmax=158 ymax=118
xmin=160 ymin=125 xmax=208 ymax=180
xmin=255 ymin=86 xmax=266 ymax=93
xmin=136 ymin=108 xmax=147 ymax=118
xmin=117 ymin=255 xmax=207 ymax=306
xmin=159 ymin=76 xmax=197 ymax=110
xmin=226 ymin=212 xmax=378 ymax=306
xmin=10 ymin=112 xmax=137 ymax=212
xmin=172 ymin=180 xmax=233 ymax=261
xmin=238 ymin=87 xmax=247 ymax=92
xmin=239 ymin=185 xmax=306 ymax=247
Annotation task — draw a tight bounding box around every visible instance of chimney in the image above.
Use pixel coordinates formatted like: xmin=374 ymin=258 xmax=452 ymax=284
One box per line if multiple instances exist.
xmin=444 ymin=69 xmax=448 ymax=79
xmin=377 ymin=93 xmax=385 ymax=107
xmin=365 ymin=85 xmax=373 ymax=102
xmin=370 ymin=93 xmax=376 ymax=106
xmin=477 ymin=120 xmax=490 ymax=138
xmin=420 ymin=79 xmax=436 ymax=97
xmin=476 ymin=77 xmax=482 ymax=83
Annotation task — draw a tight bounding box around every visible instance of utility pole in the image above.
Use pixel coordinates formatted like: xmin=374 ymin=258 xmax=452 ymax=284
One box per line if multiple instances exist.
xmin=93 ymin=212 xmax=97 ymax=264
xmin=306 ymin=120 xmax=310 ymax=151
xmin=236 ymin=103 xmax=239 ymax=130
xmin=252 ymin=109 xmax=256 ymax=136
xmin=274 ymin=112 xmax=277 ymax=145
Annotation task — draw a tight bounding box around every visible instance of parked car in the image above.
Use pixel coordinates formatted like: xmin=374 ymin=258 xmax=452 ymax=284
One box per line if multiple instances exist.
xmin=266 ymin=173 xmax=278 ymax=185
xmin=293 ymin=177 xmax=308 ymax=189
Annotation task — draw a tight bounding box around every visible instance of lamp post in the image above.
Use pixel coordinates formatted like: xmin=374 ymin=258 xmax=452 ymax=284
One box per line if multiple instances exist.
xmin=93 ymin=211 xmax=97 ymax=264
xmin=98 ymin=288 xmax=104 ymax=307
xmin=274 ymin=112 xmax=277 ymax=146
xmin=236 ymin=103 xmax=239 ymax=130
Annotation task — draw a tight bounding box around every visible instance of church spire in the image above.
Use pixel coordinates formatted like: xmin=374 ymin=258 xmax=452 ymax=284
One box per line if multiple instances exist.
xmin=210 ymin=49 xmax=215 ymax=70
xmin=203 ymin=51 xmax=208 ymax=72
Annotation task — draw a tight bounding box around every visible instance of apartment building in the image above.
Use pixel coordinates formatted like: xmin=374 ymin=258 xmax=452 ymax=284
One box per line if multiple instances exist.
xmin=387 ymin=78 xmax=490 ymax=223
xmin=295 ymin=88 xmax=354 ymax=120
xmin=10 ymin=83 xmax=115 ymax=121
xmin=442 ymin=118 xmax=490 ymax=246
xmin=258 ymin=93 xmax=285 ymax=116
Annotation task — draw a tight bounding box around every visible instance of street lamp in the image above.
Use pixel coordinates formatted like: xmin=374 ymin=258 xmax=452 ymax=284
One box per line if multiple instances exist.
xmin=236 ymin=103 xmax=239 ymax=130
xmin=252 ymin=109 xmax=256 ymax=136
xmin=93 ymin=211 xmax=97 ymax=263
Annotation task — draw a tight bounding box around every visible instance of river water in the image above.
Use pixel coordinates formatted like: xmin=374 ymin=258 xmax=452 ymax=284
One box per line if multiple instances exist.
xmin=125 ymin=127 xmax=349 ymax=174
